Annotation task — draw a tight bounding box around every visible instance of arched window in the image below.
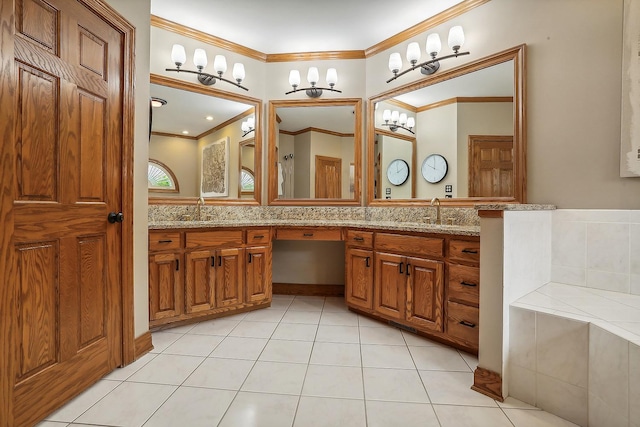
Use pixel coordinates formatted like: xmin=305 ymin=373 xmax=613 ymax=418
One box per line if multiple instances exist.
xmin=240 ymin=167 xmax=255 ymax=194
xmin=148 ymin=159 xmax=179 ymax=193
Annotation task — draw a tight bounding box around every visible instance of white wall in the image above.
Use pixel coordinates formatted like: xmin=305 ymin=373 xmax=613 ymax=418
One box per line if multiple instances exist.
xmin=149 ymin=135 xmax=199 ymax=197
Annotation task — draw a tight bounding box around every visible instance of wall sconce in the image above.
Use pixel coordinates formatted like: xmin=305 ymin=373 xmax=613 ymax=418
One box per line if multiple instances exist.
xmin=381 ymin=109 xmax=415 ymax=134
xmin=241 ymin=117 xmax=255 ymax=137
xmin=166 ymin=44 xmax=249 ymax=91
xmin=286 ymin=67 xmax=342 ymax=98
xmin=387 ymin=26 xmax=469 ymax=83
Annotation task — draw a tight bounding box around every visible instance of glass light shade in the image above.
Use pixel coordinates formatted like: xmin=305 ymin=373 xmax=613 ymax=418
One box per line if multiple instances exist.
xmin=289 ymin=69 xmax=301 ymax=87
xmin=241 ymin=122 xmax=249 ymax=132
xmin=213 ymin=55 xmax=227 ymax=74
xmin=448 ymin=26 xmax=465 ymax=51
xmin=232 ymin=63 xmax=245 ymax=81
xmin=426 ymin=33 xmax=442 ymax=57
xmin=391 ymin=110 xmax=400 ymax=122
xmin=326 ymin=68 xmax=338 ymax=86
xmin=171 ymin=44 xmax=186 ymax=67
xmin=382 ymin=109 xmax=391 ymax=122
xmin=406 ymin=117 xmax=415 ymax=128
xmin=307 ymin=67 xmax=319 ymax=85
xmin=247 ymin=117 xmax=255 ymax=128
xmin=399 ymin=113 xmax=408 ymax=125
xmin=388 ymin=52 xmax=402 ymax=73
xmin=406 ymin=42 xmax=421 ymax=63
xmin=193 ymin=48 xmax=207 ymax=69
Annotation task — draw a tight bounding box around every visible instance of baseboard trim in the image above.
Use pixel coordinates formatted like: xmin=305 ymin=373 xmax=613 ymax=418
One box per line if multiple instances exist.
xmin=471 ymin=367 xmax=504 ymax=402
xmin=273 ymin=283 xmax=344 ymax=297
xmin=134 ymin=331 xmax=153 ymax=359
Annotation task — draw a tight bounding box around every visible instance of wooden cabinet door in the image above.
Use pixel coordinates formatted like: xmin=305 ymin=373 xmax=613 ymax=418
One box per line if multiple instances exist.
xmin=346 ymin=247 xmax=373 ymax=310
xmin=245 ymin=246 xmax=272 ymax=303
xmin=185 ymin=250 xmax=216 ymax=313
xmin=216 ymin=248 xmax=244 ymax=307
xmin=406 ymin=257 xmax=444 ymax=332
xmin=149 ymin=253 xmax=183 ymax=321
xmin=374 ymin=252 xmax=406 ymax=320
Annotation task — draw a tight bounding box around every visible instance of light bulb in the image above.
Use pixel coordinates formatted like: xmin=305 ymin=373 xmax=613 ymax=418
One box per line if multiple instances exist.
xmin=407 ymin=117 xmax=415 ymax=129
xmin=171 ymin=44 xmax=186 ymax=67
xmin=289 ymin=69 xmax=301 ymax=87
xmin=382 ymin=109 xmax=391 ymax=122
xmin=241 ymin=122 xmax=249 ymax=132
xmin=247 ymin=117 xmax=255 ymax=128
xmin=426 ymin=33 xmax=442 ymax=58
xmin=448 ymin=26 xmax=465 ymax=52
xmin=399 ymin=113 xmax=408 ymax=125
xmin=193 ymin=48 xmax=207 ymax=69
xmin=406 ymin=42 xmax=421 ymax=64
xmin=388 ymin=52 xmax=402 ymax=74
xmin=391 ymin=110 xmax=399 ymax=123
xmin=326 ymin=68 xmax=338 ymax=87
xmin=232 ymin=63 xmax=245 ymax=83
xmin=213 ymin=55 xmax=227 ymax=75
xmin=307 ymin=67 xmax=319 ymax=86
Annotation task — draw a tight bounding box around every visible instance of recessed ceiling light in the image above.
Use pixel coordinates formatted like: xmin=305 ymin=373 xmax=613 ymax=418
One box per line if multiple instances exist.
xmin=205 ymin=116 xmax=214 ymax=121
xmin=182 ymin=130 xmax=189 ymax=135
xmin=150 ymin=97 xmax=167 ymax=108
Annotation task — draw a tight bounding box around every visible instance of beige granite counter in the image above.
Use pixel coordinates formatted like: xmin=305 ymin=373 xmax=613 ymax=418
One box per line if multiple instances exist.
xmin=475 ymin=204 xmax=556 ymax=211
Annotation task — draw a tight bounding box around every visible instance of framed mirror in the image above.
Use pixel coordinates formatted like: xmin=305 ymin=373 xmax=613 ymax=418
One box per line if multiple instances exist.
xmin=367 ymin=44 xmax=526 ymax=206
xmin=149 ymin=74 xmax=262 ymax=205
xmin=268 ymin=98 xmax=362 ymax=205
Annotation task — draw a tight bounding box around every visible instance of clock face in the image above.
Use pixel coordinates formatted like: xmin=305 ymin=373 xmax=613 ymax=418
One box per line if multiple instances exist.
xmin=421 ymin=154 xmax=448 ymax=183
xmin=386 ymin=159 xmax=410 ymax=186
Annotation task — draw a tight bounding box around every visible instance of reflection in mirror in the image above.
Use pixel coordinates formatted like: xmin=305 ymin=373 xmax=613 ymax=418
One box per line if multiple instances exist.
xmin=149 ymin=74 xmax=262 ymax=204
xmin=368 ymin=45 xmax=526 ymax=206
xmin=268 ymin=99 xmax=362 ymax=205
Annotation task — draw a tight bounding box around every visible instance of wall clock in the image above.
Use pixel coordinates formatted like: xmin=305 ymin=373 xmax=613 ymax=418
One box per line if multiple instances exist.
xmin=386 ymin=158 xmax=410 ymax=186
xmin=421 ymin=154 xmax=448 ymax=183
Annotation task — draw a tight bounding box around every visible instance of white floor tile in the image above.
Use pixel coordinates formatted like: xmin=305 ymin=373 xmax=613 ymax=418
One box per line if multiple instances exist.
xmin=36 ymin=422 xmax=68 ymax=427
xmin=127 ymin=354 xmax=204 ymax=385
xmin=162 ymin=334 xmax=224 ymax=357
xmin=459 ymin=351 xmax=479 ymax=371
xmin=243 ymin=308 xmax=286 ymax=322
xmin=419 ymin=371 xmax=499 ymax=407
xmin=503 ymin=407 xmax=581 ymax=426
xmin=187 ymin=319 xmax=240 ymax=336
xmin=359 ymin=326 xmax=405 ymax=345
xmin=365 ymin=401 xmax=439 ymax=427
xmin=294 ymin=396 xmax=366 ymax=427
xmin=46 ymin=380 xmax=120 ymax=422
xmin=433 ymin=405 xmax=514 ymax=427
xmin=281 ymin=310 xmax=322 ymax=325
xmin=322 ymin=297 xmax=348 ymax=312
xmin=163 ymin=323 xmax=195 ymax=334
xmin=358 ymin=315 xmax=387 ymax=328
xmin=75 ymin=382 xmax=176 ymax=427
xmin=272 ymin=323 xmax=318 ymax=341
xmin=241 ymin=361 xmax=307 ymax=395
xmin=258 ymin=339 xmax=313 ymax=363
xmin=218 ymin=392 xmax=299 ymax=427
xmin=149 ymin=332 xmax=182 ymax=353
xmin=361 ymin=344 xmax=415 ymax=369
xmin=104 ymin=352 xmax=157 ymax=381
xmin=409 ymin=346 xmax=471 ymax=371
xmin=142 ymin=386 xmax=235 ymax=427
xmin=319 ymin=311 xmax=359 ymax=326
xmin=401 ymin=330 xmax=447 ymax=347
xmin=302 ymin=365 xmax=364 ymax=399
xmin=209 ymin=336 xmax=268 ymax=360
xmin=497 ymin=396 xmax=541 ymax=410
xmin=315 ymin=325 xmax=360 ymax=343
xmin=363 ymin=368 xmax=429 ymax=403
xmin=229 ymin=320 xmax=278 ymax=338
xmin=289 ymin=298 xmax=325 ymax=312
xmin=183 ymin=357 xmax=254 ymax=390
xmin=309 ymin=342 xmax=361 ymax=367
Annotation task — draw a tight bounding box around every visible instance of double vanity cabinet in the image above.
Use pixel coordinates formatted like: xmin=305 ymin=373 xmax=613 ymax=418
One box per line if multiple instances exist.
xmin=148 ymin=223 xmax=480 ymax=352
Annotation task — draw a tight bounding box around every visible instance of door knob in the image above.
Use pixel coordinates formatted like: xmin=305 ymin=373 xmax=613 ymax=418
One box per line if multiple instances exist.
xmin=108 ymin=212 xmax=124 ymax=223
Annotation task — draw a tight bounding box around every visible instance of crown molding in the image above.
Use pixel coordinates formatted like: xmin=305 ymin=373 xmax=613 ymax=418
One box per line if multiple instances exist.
xmin=417 ymin=96 xmax=513 ymax=112
xmin=266 ymin=51 xmax=365 ymax=62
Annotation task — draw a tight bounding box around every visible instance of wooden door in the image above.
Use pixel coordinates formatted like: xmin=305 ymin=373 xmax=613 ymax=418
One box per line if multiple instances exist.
xmin=468 ymin=135 xmax=514 ymax=197
xmin=8 ymin=0 xmax=129 ymax=425
xmin=374 ymin=252 xmax=406 ymax=320
xmin=346 ymin=247 xmax=373 ymax=310
xmin=315 ymin=155 xmax=342 ymax=198
xmin=216 ymin=248 xmax=244 ymax=307
xmin=185 ymin=250 xmax=215 ymax=313
xmin=245 ymin=246 xmax=272 ymax=303
xmin=149 ymin=253 xmax=183 ymax=321
xmin=405 ymin=257 xmax=444 ymax=332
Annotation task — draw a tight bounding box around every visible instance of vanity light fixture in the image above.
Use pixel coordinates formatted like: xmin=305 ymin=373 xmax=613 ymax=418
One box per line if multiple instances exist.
xmin=381 ymin=109 xmax=415 ymax=134
xmin=241 ymin=117 xmax=255 ymax=137
xmin=387 ymin=26 xmax=469 ymax=83
xmin=286 ymin=67 xmax=342 ymax=98
xmin=167 ymin=44 xmax=249 ymax=91
xmin=150 ymin=97 xmax=167 ymax=108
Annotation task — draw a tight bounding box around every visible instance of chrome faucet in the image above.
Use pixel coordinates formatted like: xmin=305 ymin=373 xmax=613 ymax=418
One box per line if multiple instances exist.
xmin=196 ymin=197 xmax=204 ymax=221
xmin=430 ymin=197 xmax=441 ymax=225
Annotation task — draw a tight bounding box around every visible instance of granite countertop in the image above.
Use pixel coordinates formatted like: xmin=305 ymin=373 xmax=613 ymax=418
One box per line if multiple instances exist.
xmin=475 ymin=203 xmax=556 ymax=211
xmin=148 ymin=219 xmax=480 ymax=236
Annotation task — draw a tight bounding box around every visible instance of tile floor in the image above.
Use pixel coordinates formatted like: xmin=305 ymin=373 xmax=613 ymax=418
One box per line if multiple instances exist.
xmin=38 ymin=295 xmax=579 ymax=427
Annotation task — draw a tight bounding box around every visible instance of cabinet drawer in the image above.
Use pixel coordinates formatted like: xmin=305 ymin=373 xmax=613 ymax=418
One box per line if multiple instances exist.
xmin=449 ymin=239 xmax=480 ymax=264
xmin=345 ymin=230 xmax=373 ymax=248
xmin=186 ymin=230 xmax=243 ymax=248
xmin=276 ymin=227 xmax=342 ymax=241
xmin=447 ymin=301 xmax=479 ymax=347
xmin=375 ymin=233 xmax=444 ymax=258
xmin=149 ymin=232 xmax=181 ymax=252
xmin=247 ymin=228 xmax=271 ymax=245
xmin=448 ymin=264 xmax=480 ymax=306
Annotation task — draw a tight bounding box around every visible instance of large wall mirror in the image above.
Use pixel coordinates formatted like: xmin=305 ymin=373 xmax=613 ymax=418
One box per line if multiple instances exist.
xmin=149 ymin=74 xmax=262 ymax=205
xmin=368 ymin=44 xmax=526 ymax=206
xmin=268 ymin=98 xmax=362 ymax=205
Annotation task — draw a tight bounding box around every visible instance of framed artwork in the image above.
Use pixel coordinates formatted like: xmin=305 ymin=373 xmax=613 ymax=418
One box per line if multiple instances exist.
xmin=621 ymin=0 xmax=640 ymax=177
xmin=201 ymin=137 xmax=229 ymax=197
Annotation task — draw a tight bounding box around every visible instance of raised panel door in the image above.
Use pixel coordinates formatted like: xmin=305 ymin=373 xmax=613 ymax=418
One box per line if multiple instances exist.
xmin=216 ymin=248 xmax=244 ymax=307
xmin=185 ymin=250 xmax=215 ymax=313
xmin=373 ymin=252 xmax=405 ymax=320
xmin=405 ymin=257 xmax=444 ymax=332
xmin=245 ymin=246 xmax=271 ymax=303
xmin=148 ymin=253 xmax=182 ymax=321
xmin=346 ymin=247 xmax=373 ymax=310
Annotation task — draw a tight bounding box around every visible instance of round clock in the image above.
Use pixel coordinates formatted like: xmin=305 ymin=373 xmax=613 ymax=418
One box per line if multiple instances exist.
xmin=421 ymin=154 xmax=448 ymax=183
xmin=386 ymin=159 xmax=410 ymax=186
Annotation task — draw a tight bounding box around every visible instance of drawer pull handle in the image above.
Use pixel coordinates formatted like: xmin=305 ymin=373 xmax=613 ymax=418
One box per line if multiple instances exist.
xmin=459 ymin=320 xmax=476 ymax=328
xmin=248 ymin=253 xmax=252 ymax=263
xmin=175 ymin=259 xmax=179 ymax=271
xmin=218 ymin=256 xmax=222 ymax=266
xmin=353 ymin=236 xmax=364 ymax=242
xmin=303 ymin=233 xmax=314 ymax=237
xmin=460 ymin=281 xmax=477 ymax=287
xmin=211 ymin=256 xmax=215 ymax=267
xmin=399 ymin=262 xmax=404 ymax=274
xmin=366 ymin=257 xmax=370 ymax=268
xmin=461 ymin=249 xmax=478 ymax=254
xmin=253 ymin=235 xmax=264 ymax=239
xmin=406 ymin=263 xmax=411 ymax=276
xmin=158 ymin=239 xmax=173 ymax=243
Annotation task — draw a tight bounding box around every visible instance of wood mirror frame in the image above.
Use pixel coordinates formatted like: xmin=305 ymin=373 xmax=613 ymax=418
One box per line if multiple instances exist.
xmin=267 ymin=98 xmax=363 ymax=206
xmin=367 ymin=44 xmax=526 ymax=207
xmin=148 ymin=73 xmax=263 ymax=206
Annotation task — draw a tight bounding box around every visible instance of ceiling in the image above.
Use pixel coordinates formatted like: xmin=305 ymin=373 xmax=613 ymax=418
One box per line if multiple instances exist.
xmin=150 ymin=0 xmax=465 ymax=54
